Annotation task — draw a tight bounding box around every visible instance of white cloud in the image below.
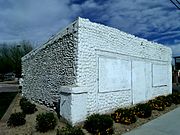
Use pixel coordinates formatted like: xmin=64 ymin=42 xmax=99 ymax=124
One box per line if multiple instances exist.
xmin=0 ymin=0 xmax=179 ymax=56
xmin=0 ymin=0 xmax=77 ymax=43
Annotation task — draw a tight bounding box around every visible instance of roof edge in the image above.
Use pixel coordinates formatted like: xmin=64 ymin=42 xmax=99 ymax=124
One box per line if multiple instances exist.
xmin=22 ymin=17 xmax=79 ymax=61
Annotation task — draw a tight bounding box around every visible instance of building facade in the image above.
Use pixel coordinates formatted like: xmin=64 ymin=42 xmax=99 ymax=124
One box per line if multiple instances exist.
xmin=22 ymin=17 xmax=172 ymax=125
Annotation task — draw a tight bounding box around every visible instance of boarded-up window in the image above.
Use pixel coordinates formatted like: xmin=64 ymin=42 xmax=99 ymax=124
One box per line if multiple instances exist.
xmin=152 ymin=64 xmax=168 ymax=87
xmin=98 ymin=57 xmax=131 ymax=92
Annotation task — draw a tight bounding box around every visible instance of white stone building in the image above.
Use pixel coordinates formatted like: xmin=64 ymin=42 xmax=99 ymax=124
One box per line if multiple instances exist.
xmin=22 ymin=17 xmax=172 ymax=125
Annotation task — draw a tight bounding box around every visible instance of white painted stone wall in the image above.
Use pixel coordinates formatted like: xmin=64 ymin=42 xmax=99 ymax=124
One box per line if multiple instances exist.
xmin=22 ymin=17 xmax=172 ymax=125
xmin=77 ymin=18 xmax=172 ymax=115
xmin=22 ymin=20 xmax=79 ymax=106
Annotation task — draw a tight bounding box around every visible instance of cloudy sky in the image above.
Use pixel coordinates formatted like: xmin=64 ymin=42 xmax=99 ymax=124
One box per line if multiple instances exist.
xmin=0 ymin=0 xmax=180 ymax=56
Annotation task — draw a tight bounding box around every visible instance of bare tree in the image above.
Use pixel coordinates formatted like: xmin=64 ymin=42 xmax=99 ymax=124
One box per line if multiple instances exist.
xmin=0 ymin=40 xmax=33 ymax=80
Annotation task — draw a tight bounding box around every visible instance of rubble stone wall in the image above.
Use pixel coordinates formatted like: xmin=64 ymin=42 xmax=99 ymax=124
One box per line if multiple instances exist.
xmin=77 ymin=18 xmax=172 ymax=114
xmin=22 ymin=18 xmax=172 ymax=124
xmin=22 ymin=20 xmax=78 ymax=106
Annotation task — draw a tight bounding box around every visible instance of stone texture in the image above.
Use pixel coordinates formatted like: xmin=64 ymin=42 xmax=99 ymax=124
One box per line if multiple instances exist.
xmin=22 ymin=17 xmax=172 ymax=125
xmin=22 ymin=21 xmax=78 ymax=106
xmin=77 ymin=18 xmax=172 ymax=115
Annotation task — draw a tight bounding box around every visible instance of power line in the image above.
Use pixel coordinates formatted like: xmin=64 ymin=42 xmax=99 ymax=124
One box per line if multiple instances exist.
xmin=175 ymin=0 xmax=180 ymax=5
xmin=169 ymin=0 xmax=180 ymax=10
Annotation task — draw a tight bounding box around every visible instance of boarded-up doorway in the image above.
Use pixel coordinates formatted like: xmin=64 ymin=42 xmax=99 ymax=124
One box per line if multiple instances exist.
xmin=132 ymin=61 xmax=151 ymax=104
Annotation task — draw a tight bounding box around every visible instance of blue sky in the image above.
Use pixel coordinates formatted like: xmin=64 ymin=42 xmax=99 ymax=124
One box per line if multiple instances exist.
xmin=0 ymin=0 xmax=180 ymax=56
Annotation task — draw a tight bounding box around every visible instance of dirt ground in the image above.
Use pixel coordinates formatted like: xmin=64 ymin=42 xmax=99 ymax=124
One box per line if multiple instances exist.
xmin=113 ymin=104 xmax=180 ymax=135
xmin=0 ymin=95 xmax=179 ymax=135
xmin=0 ymin=95 xmax=67 ymax=135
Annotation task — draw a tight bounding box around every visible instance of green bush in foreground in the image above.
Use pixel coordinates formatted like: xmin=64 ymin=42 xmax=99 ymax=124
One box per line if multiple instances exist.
xmin=57 ymin=126 xmax=84 ymax=135
xmin=36 ymin=112 xmax=57 ymax=132
xmin=111 ymin=108 xmax=137 ymax=125
xmin=148 ymin=99 xmax=165 ymax=111
xmin=155 ymin=95 xmax=172 ymax=107
xmin=7 ymin=112 xmax=26 ymax=127
xmin=84 ymin=114 xmax=114 ymax=135
xmin=19 ymin=97 xmax=28 ymax=107
xmin=164 ymin=95 xmax=173 ymax=107
xmin=20 ymin=97 xmax=37 ymax=114
xmin=171 ymin=92 xmax=180 ymax=104
xmin=135 ymin=103 xmax=152 ymax=118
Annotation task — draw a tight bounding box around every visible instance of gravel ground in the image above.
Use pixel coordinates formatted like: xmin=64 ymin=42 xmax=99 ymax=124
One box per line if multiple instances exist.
xmin=0 ymin=96 xmax=66 ymax=135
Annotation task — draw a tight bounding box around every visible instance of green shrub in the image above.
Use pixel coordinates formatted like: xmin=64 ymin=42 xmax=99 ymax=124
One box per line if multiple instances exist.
xmin=21 ymin=101 xmax=37 ymax=114
xmin=164 ymin=95 xmax=173 ymax=107
xmin=151 ymin=95 xmax=173 ymax=108
xmin=148 ymin=94 xmax=174 ymax=111
xmin=155 ymin=95 xmax=166 ymax=101
xmin=7 ymin=112 xmax=26 ymax=127
xmin=148 ymin=99 xmax=165 ymax=111
xmin=171 ymin=92 xmax=180 ymax=104
xmin=20 ymin=97 xmax=37 ymax=114
xmin=57 ymin=126 xmax=84 ymax=135
xmin=19 ymin=97 xmax=28 ymax=107
xmin=155 ymin=95 xmax=172 ymax=107
xmin=111 ymin=108 xmax=136 ymax=125
xmin=36 ymin=112 xmax=57 ymax=132
xmin=135 ymin=103 xmax=152 ymax=118
xmin=84 ymin=114 xmax=114 ymax=135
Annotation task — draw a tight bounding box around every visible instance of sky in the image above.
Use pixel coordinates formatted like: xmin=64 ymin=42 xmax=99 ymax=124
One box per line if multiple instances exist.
xmin=0 ymin=0 xmax=180 ymax=56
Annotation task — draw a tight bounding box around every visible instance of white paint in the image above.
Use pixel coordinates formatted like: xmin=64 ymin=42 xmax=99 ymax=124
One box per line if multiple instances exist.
xmin=132 ymin=61 xmax=151 ymax=104
xmin=71 ymin=93 xmax=87 ymax=124
xmin=97 ymin=90 xmax=131 ymax=113
xmin=132 ymin=61 xmax=146 ymax=104
xmin=99 ymin=57 xmax=131 ymax=92
xmin=60 ymin=93 xmax=71 ymax=122
xmin=145 ymin=62 xmax=152 ymax=100
xmin=59 ymin=86 xmax=87 ymax=125
xmin=153 ymin=64 xmax=168 ymax=87
xmin=60 ymin=86 xmax=87 ymax=94
xmin=22 ymin=17 xmax=172 ymax=125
